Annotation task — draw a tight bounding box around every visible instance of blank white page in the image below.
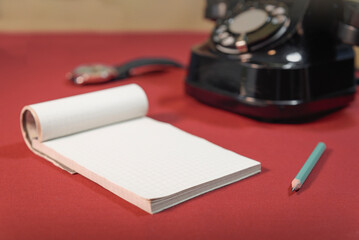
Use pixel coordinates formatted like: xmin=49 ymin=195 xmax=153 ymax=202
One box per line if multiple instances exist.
xmin=42 ymin=117 xmax=260 ymax=199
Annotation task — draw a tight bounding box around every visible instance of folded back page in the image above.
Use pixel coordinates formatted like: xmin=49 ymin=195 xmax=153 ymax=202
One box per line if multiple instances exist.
xmin=21 ymin=84 xmax=148 ymax=172
xmin=21 ymin=84 xmax=148 ymax=142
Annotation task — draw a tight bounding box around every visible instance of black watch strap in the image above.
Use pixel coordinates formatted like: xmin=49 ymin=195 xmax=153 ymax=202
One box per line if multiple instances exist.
xmin=114 ymin=57 xmax=185 ymax=80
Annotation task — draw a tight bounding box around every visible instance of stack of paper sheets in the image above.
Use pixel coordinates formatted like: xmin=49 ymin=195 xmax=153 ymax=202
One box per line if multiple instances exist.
xmin=21 ymin=84 xmax=261 ymax=213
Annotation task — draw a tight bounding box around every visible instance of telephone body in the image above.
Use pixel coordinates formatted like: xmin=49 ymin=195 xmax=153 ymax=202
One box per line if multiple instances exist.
xmin=186 ymin=0 xmax=359 ymax=121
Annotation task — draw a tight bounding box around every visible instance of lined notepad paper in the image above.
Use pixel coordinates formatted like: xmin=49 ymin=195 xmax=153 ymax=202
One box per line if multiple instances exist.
xmin=21 ymin=84 xmax=261 ymax=213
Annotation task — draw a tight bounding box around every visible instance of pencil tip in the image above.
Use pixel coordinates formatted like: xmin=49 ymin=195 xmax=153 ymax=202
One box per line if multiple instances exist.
xmin=292 ymin=187 xmax=295 ymax=192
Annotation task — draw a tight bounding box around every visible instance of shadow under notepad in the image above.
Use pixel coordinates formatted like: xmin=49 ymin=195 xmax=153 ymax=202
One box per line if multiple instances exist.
xmin=18 ymin=145 xmax=150 ymax=216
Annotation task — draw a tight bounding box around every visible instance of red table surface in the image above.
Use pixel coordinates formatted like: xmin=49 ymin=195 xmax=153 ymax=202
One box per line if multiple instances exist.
xmin=0 ymin=32 xmax=358 ymax=240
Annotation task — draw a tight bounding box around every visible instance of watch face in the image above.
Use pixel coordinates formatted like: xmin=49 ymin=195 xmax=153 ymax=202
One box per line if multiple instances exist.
xmin=69 ymin=64 xmax=118 ymax=85
xmin=212 ymin=1 xmax=290 ymax=54
xmin=73 ymin=64 xmax=112 ymax=76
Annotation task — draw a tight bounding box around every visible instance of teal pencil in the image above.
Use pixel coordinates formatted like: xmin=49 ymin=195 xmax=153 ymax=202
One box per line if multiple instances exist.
xmin=291 ymin=142 xmax=326 ymax=191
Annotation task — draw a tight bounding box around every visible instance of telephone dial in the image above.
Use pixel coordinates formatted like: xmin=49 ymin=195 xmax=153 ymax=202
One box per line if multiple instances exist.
xmin=185 ymin=0 xmax=359 ymax=121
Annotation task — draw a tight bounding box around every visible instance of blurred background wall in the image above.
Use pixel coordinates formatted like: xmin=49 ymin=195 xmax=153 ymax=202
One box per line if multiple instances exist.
xmin=0 ymin=0 xmax=212 ymax=32
xmin=0 ymin=0 xmax=358 ymax=65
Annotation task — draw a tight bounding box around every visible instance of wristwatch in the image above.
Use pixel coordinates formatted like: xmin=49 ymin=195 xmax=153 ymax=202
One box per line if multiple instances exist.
xmin=67 ymin=58 xmax=184 ymax=85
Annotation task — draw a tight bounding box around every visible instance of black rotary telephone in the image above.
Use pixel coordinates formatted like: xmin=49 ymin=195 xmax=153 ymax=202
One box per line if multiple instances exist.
xmin=185 ymin=0 xmax=359 ymax=121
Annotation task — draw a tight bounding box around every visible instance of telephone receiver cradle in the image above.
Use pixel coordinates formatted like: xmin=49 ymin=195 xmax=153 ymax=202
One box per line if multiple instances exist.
xmin=185 ymin=0 xmax=359 ymax=121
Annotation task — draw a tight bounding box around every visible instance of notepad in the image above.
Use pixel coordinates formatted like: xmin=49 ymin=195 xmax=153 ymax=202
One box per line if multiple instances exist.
xmin=20 ymin=84 xmax=261 ymax=214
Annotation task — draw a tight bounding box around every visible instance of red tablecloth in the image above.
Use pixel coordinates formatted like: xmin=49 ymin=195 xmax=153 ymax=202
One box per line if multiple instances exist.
xmin=0 ymin=32 xmax=358 ymax=240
